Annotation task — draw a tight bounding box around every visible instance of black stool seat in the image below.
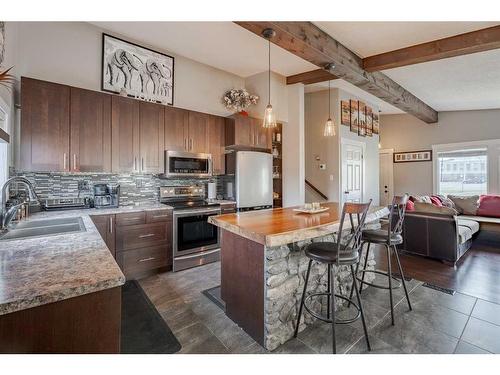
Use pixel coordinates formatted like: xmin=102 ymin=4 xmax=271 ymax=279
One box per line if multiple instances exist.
xmin=361 ymin=229 xmax=402 ymax=245
xmin=305 ymin=242 xmax=359 ymax=265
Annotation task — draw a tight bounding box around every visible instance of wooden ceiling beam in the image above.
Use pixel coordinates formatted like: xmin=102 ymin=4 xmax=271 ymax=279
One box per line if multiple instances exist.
xmin=363 ymin=25 xmax=500 ymax=72
xmin=286 ymin=69 xmax=338 ymax=85
xmin=235 ymin=21 xmax=438 ymax=123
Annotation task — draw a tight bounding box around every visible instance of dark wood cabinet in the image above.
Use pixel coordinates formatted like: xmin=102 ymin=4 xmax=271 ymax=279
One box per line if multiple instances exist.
xmin=187 ymin=111 xmax=209 ymax=153
xmin=208 ymin=115 xmax=226 ymax=175
xmin=70 ymin=87 xmax=111 ymax=172
xmin=111 ymin=96 xmax=140 ymax=173
xmin=90 ymin=214 xmax=116 ymax=258
xmin=115 ymin=210 xmax=172 ymax=279
xmin=139 ymin=101 xmax=164 ymax=173
xmin=164 ymin=106 xmax=189 ymax=152
xmin=21 ymin=77 xmax=70 ymax=171
xmin=225 ymin=113 xmax=271 ymax=151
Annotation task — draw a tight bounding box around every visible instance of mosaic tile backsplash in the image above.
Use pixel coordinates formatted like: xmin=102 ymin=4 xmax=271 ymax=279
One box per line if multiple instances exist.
xmin=11 ymin=171 xmax=235 ymax=206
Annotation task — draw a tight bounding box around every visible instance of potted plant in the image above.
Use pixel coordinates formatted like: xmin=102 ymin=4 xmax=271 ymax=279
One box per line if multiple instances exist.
xmin=222 ymin=88 xmax=258 ymax=116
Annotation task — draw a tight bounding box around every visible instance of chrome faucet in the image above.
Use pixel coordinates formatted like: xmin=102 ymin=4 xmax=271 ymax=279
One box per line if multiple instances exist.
xmin=0 ymin=176 xmax=39 ymax=231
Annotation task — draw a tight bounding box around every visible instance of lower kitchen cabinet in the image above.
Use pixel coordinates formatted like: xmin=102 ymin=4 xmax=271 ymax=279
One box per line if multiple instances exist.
xmin=90 ymin=214 xmax=116 ymax=258
xmin=115 ymin=210 xmax=173 ymax=279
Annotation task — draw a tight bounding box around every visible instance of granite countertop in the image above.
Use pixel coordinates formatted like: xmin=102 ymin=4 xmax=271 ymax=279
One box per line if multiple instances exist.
xmin=209 ymin=202 xmax=390 ymax=247
xmin=0 ymin=202 xmax=172 ymax=316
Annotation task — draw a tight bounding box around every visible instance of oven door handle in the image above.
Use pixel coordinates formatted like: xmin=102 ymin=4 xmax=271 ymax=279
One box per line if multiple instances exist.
xmin=173 ymin=209 xmax=221 ymax=217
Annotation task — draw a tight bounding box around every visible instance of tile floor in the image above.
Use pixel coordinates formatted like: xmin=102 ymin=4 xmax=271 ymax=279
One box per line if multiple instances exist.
xmin=139 ymin=261 xmax=500 ymax=354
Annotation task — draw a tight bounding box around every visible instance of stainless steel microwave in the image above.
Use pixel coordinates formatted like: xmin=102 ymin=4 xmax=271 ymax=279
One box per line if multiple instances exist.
xmin=164 ymin=151 xmax=212 ymax=178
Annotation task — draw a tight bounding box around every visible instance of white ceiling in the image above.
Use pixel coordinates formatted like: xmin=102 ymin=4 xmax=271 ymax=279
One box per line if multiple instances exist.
xmin=90 ymin=22 xmax=316 ymax=77
xmin=92 ymin=21 xmax=500 ymax=113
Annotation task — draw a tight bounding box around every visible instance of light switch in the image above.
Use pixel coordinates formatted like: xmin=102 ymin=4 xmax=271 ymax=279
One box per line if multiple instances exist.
xmin=330 ymin=174 xmax=334 ymax=181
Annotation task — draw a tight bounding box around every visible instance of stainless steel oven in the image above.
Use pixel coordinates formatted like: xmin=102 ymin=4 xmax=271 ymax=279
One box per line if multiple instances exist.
xmin=165 ymin=151 xmax=212 ymax=178
xmin=172 ymin=206 xmax=221 ymax=272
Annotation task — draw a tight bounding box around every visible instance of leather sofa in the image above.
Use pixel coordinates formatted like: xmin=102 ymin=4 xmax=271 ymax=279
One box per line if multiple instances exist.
xmin=398 ymin=211 xmax=480 ymax=266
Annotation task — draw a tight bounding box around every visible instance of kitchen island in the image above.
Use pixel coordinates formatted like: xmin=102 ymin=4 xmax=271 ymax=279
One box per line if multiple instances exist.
xmin=209 ymin=202 xmax=389 ymax=350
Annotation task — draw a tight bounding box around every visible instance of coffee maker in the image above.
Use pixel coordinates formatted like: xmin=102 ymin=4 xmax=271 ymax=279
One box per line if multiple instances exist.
xmin=93 ymin=184 xmax=120 ymax=208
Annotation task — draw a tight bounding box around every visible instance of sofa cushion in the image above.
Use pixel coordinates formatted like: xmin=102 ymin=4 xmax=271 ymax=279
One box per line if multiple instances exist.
xmin=458 ymin=225 xmax=473 ymax=244
xmin=448 ymin=195 xmax=479 ymax=215
xmin=457 ymin=219 xmax=480 ymax=235
xmin=477 ymin=195 xmax=500 ymax=218
xmin=437 ymin=195 xmax=456 ymax=209
xmin=406 ymin=200 xmax=415 ymax=211
xmin=430 ymin=196 xmax=443 ymax=207
xmin=413 ymin=202 xmax=458 ymax=216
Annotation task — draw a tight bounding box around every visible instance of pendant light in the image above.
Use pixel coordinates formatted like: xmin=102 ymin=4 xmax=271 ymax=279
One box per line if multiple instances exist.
xmin=262 ymin=28 xmax=277 ymax=129
xmin=324 ymin=78 xmax=336 ymax=137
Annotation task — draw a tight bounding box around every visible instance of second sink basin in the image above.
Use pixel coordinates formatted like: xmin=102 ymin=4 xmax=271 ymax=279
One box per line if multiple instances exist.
xmin=0 ymin=217 xmax=86 ymax=241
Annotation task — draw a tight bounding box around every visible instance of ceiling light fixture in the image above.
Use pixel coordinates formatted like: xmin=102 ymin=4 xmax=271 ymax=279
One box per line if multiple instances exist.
xmin=262 ymin=28 xmax=277 ymax=129
xmin=324 ymin=66 xmax=336 ymax=137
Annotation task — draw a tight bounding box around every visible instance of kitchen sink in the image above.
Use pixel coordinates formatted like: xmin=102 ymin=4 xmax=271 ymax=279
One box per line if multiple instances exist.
xmin=0 ymin=217 xmax=86 ymax=241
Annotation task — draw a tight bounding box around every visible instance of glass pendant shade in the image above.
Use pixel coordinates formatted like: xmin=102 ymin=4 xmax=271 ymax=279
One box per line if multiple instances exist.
xmin=263 ymin=104 xmax=277 ymax=128
xmin=324 ymin=117 xmax=336 ymax=137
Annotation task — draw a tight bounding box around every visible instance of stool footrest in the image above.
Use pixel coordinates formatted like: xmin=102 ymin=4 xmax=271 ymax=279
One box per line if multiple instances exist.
xmin=356 ymin=269 xmax=402 ymax=290
xmin=303 ymin=292 xmax=361 ymax=324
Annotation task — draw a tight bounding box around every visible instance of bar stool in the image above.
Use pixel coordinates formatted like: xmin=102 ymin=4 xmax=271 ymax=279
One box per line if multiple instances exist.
xmin=294 ymin=200 xmax=372 ymax=354
xmin=351 ymin=195 xmax=412 ymax=326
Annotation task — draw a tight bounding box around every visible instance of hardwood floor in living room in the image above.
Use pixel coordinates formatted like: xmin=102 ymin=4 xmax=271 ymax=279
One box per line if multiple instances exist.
xmin=374 ymin=240 xmax=500 ymax=305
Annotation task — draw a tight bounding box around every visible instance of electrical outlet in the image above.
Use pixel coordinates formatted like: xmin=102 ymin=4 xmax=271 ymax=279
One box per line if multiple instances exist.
xmin=319 ymin=164 xmax=326 ymax=170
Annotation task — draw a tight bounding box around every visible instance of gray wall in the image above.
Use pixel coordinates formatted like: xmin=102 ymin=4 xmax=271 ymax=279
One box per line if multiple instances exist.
xmin=380 ymin=110 xmax=500 ymax=195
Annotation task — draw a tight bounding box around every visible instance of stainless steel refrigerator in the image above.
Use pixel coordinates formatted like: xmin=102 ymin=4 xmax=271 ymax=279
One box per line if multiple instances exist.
xmin=232 ymin=151 xmax=273 ymax=210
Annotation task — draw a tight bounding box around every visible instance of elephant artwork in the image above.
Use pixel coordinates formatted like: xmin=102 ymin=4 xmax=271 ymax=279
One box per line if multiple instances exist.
xmin=106 ymin=49 xmax=141 ymax=89
xmin=102 ymin=34 xmax=174 ymax=105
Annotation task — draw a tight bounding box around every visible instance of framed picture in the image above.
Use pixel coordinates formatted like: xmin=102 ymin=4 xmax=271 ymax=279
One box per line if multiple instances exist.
xmin=366 ymin=106 xmax=373 ymax=136
xmin=350 ymin=100 xmax=359 ymax=133
xmin=358 ymin=101 xmax=366 ymax=136
xmin=372 ymin=112 xmax=380 ymax=134
xmin=341 ymin=100 xmax=350 ymax=126
xmin=393 ymin=150 xmax=432 ymax=163
xmin=102 ymin=33 xmax=174 ymax=105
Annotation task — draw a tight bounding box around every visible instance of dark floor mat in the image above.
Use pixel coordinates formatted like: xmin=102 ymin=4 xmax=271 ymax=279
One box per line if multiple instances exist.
xmin=121 ymin=280 xmax=182 ymax=354
xmin=202 ymin=285 xmax=225 ymax=311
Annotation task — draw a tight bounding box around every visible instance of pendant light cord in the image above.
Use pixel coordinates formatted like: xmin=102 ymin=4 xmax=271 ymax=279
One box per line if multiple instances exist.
xmin=328 ymin=80 xmax=331 ymax=117
xmin=268 ymin=39 xmax=271 ymax=105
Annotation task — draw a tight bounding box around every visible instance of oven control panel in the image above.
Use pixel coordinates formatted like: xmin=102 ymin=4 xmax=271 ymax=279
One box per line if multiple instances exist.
xmin=160 ymin=185 xmax=205 ymax=199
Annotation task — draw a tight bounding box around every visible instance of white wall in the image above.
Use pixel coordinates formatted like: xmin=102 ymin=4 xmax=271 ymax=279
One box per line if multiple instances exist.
xmin=13 ymin=22 xmax=245 ymax=117
xmin=305 ymin=88 xmax=380 ymax=205
xmin=283 ymin=84 xmax=304 ymax=207
xmin=380 ymin=110 xmax=500 ymax=195
xmin=244 ymin=71 xmax=288 ymax=123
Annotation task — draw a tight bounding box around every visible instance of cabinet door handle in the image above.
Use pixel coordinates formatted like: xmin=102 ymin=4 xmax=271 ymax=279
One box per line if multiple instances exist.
xmin=63 ymin=153 xmax=67 ymax=170
xmin=141 ymin=157 xmax=144 ymax=171
xmin=134 ymin=157 xmax=137 ymax=171
xmin=139 ymin=233 xmax=155 ymax=238
xmin=152 ymin=214 xmax=170 ymax=219
xmin=73 ymin=154 xmax=77 ymax=171
xmin=184 ymin=138 xmax=187 ymax=150
xmin=189 ymin=138 xmax=193 ymax=151
xmin=124 ymin=216 xmax=141 ymax=221
xmin=138 ymin=257 xmax=156 ymax=263
xmin=109 ymin=216 xmax=113 ymax=233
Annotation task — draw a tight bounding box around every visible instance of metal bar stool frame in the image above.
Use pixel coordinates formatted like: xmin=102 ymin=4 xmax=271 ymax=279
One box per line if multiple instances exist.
xmin=293 ymin=200 xmax=373 ymax=354
xmin=350 ymin=195 xmax=412 ymax=325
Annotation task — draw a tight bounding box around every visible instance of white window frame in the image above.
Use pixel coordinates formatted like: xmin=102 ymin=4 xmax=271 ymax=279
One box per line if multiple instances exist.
xmin=432 ymin=139 xmax=500 ymax=196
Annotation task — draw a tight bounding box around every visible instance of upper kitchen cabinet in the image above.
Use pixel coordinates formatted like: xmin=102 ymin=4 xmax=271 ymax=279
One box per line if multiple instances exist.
xmin=207 ymin=115 xmax=226 ymax=175
xmin=164 ymin=107 xmax=209 ymax=154
xmin=139 ymin=101 xmax=164 ymax=173
xmin=21 ymin=77 xmax=70 ymax=171
xmin=70 ymin=87 xmax=112 ymax=172
xmin=187 ymin=111 xmax=209 ymax=153
xmin=111 ymin=95 xmax=140 ymax=173
xmin=225 ymin=113 xmax=271 ymax=151
xmin=164 ymin=106 xmax=189 ymax=152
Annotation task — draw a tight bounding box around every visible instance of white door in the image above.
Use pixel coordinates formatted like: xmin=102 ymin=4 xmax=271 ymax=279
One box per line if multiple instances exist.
xmin=342 ymin=143 xmax=364 ymax=203
xmin=379 ymin=149 xmax=394 ymax=206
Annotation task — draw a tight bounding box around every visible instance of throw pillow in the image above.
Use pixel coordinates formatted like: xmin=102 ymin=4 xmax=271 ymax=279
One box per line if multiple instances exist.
xmin=430 ymin=196 xmax=443 ymax=207
xmin=477 ymin=195 xmax=500 ymax=218
xmin=437 ymin=194 xmax=456 ymax=209
xmin=413 ymin=202 xmax=458 ymax=216
xmin=406 ymin=200 xmax=415 ymax=211
xmin=448 ymin=195 xmax=479 ymax=215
